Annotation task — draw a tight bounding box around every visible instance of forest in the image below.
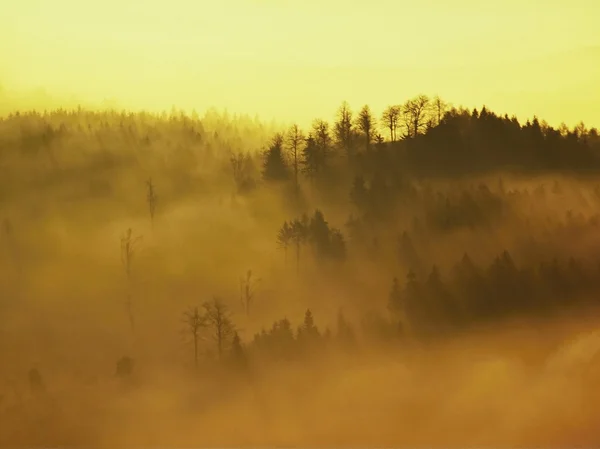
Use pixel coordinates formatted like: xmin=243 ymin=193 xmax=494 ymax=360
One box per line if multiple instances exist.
xmin=1 ymin=94 xmax=600 ymax=446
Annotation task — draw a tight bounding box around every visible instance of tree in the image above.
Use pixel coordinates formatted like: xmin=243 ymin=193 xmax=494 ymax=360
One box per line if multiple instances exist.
xmin=258 ymin=317 xmax=296 ymax=360
xmin=286 ymin=124 xmax=305 ymax=199
xmin=183 ymin=306 xmax=206 ymax=369
xmin=402 ymin=94 xmax=431 ymax=138
xmin=334 ymin=101 xmax=355 ymax=159
xmin=120 ymin=228 xmax=143 ymax=332
xmin=297 ymin=308 xmax=320 ymax=343
xmin=230 ymin=152 xmax=256 ymax=194
xmin=263 ymin=133 xmax=289 ymax=181
xmin=350 ymin=175 xmax=369 ymax=214
xmin=431 ymin=95 xmax=448 ymax=126
xmin=313 ymin=119 xmax=333 ymax=159
xmin=290 ymin=215 xmax=309 ymax=274
xmin=329 ymin=228 xmax=347 ymax=261
xmin=309 ymin=209 xmax=331 ymax=259
xmin=240 ymin=269 xmax=260 ymax=316
xmin=303 ymin=119 xmax=333 ymax=180
xmin=381 ymin=105 xmax=401 ymax=142
xmin=302 ymin=135 xmax=319 ymax=183
xmin=146 ymin=178 xmax=158 ymax=228
xmin=230 ymin=332 xmax=246 ymax=368
xmin=203 ymin=297 xmax=236 ymax=360
xmin=277 ymin=221 xmax=294 ymax=264
xmin=356 ymin=105 xmax=375 ymax=151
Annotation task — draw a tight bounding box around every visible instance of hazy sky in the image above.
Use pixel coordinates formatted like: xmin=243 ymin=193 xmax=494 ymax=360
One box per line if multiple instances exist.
xmin=1 ymin=0 xmax=599 ymax=127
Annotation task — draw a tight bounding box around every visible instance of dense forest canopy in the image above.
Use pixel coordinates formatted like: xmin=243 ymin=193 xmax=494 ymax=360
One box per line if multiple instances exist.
xmin=1 ymin=94 xmax=600 ymax=446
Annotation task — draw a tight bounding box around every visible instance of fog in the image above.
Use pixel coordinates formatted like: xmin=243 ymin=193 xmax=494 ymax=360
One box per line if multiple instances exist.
xmin=1 ymin=102 xmax=600 ymax=447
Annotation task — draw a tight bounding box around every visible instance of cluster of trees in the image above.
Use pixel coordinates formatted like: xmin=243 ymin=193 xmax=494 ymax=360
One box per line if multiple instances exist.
xmin=182 ymin=297 xmax=242 ymax=369
xmin=3 ymin=96 xmax=599 ymax=212
xmin=388 ymin=250 xmax=600 ymax=338
xmin=258 ymin=95 xmax=600 ymax=197
xmin=259 ymin=95 xmax=448 ymax=191
xmin=0 ymin=107 xmax=276 ymax=207
xmin=177 ymin=240 xmax=600 ymax=369
xmin=277 ymin=209 xmax=347 ymax=271
xmin=3 ymin=95 xmax=600 ymax=387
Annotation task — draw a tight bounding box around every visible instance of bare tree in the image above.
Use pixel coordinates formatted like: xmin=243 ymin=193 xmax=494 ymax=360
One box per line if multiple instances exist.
xmin=402 ymin=95 xmax=432 ymax=138
xmin=239 ymin=269 xmax=261 ymax=316
xmin=146 ymin=178 xmax=158 ymax=228
xmin=431 ymin=95 xmax=448 ymax=126
xmin=381 ymin=105 xmax=401 ymax=142
xmin=182 ymin=306 xmax=206 ymax=369
xmin=334 ymin=101 xmax=354 ymax=159
xmin=356 ymin=105 xmax=376 ymax=151
xmin=286 ymin=124 xmax=304 ymax=199
xmin=203 ymin=297 xmax=236 ymax=360
xmin=120 ymin=228 xmax=143 ymax=332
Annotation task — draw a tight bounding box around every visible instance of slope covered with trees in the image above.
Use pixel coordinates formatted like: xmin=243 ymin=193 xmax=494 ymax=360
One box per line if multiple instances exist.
xmin=1 ymin=95 xmax=600 ymax=446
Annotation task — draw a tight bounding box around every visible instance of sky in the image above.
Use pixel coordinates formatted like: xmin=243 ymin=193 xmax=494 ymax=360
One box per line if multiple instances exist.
xmin=1 ymin=0 xmax=599 ymax=128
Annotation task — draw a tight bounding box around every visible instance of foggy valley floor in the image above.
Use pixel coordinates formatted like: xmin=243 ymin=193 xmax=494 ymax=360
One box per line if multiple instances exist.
xmin=1 ymin=99 xmax=600 ymax=446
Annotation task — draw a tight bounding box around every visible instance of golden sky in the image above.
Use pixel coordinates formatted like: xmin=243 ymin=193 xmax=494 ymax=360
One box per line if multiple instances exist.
xmin=1 ymin=0 xmax=599 ymax=128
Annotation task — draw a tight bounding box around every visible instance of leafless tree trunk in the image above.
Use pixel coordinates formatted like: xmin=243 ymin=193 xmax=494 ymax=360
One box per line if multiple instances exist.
xmin=239 ymin=269 xmax=261 ymax=316
xmin=286 ymin=124 xmax=304 ymax=201
xmin=203 ymin=297 xmax=236 ymax=360
xmin=432 ymin=95 xmax=448 ymax=126
xmin=402 ymin=95 xmax=432 ymax=138
xmin=183 ymin=306 xmax=206 ymax=369
xmin=381 ymin=105 xmax=400 ymax=142
xmin=146 ymin=178 xmax=158 ymax=229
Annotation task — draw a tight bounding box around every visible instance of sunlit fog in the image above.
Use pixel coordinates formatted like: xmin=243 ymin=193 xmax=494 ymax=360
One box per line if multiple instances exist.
xmin=1 ymin=1 xmax=600 ymax=447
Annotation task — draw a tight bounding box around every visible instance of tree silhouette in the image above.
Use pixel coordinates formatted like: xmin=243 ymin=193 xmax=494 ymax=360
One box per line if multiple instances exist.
xmin=290 ymin=215 xmax=309 ymax=274
xmin=263 ymin=133 xmax=289 ymax=181
xmin=230 ymin=331 xmax=247 ymax=369
xmin=286 ymin=124 xmax=305 ymax=200
xmin=239 ymin=269 xmax=260 ymax=316
xmin=230 ymin=152 xmax=256 ymax=194
xmin=277 ymin=221 xmax=294 ymax=264
xmin=334 ymin=101 xmax=355 ymax=160
xmin=356 ymin=105 xmax=376 ymax=152
xmin=146 ymin=178 xmax=158 ymax=228
xmin=183 ymin=306 xmax=206 ymax=369
xmin=381 ymin=105 xmax=401 ymax=142
xmin=203 ymin=297 xmax=236 ymax=360
xmin=301 ymin=135 xmax=319 ymax=183
xmin=297 ymin=309 xmax=320 ymax=346
xmin=402 ymin=94 xmax=431 ymax=138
